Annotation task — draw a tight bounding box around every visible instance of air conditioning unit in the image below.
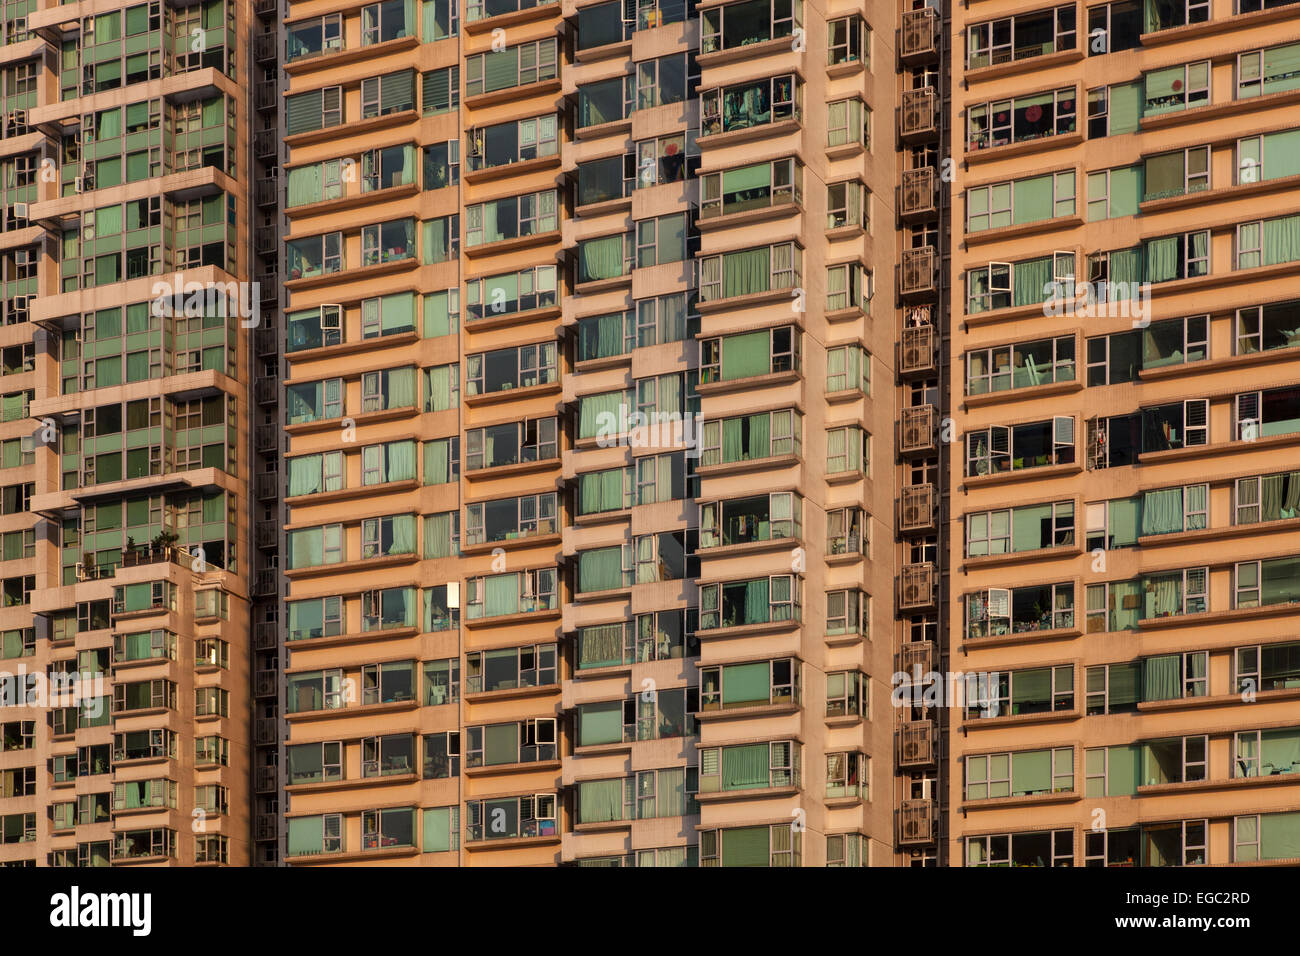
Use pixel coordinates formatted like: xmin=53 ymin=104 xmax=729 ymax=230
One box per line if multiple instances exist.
xmin=10 ymin=202 xmax=27 ymax=222
xmin=74 ymin=176 xmax=85 ymax=194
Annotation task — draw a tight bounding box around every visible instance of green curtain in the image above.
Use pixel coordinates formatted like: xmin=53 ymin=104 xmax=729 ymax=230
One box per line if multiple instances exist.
xmin=747 ymin=412 xmax=770 ymax=459
xmin=422 ymin=808 xmax=451 ymax=852
xmin=389 ymin=515 xmax=415 ymax=554
xmin=579 ymin=312 xmax=626 ymax=360
xmin=579 ymin=235 xmax=624 ymax=282
xmin=579 ymin=779 xmax=624 ymax=823
xmin=579 ymin=624 xmax=624 ymax=668
xmin=1263 ymin=214 xmax=1300 ymax=266
xmin=721 ymin=662 xmax=769 ymax=705
xmin=1010 ymin=503 xmax=1050 ymax=551
xmin=1011 ymin=750 xmax=1051 ymax=795
xmin=1013 ymin=257 xmax=1052 ymax=307
xmin=386 ymin=441 xmax=416 ymax=481
xmin=742 ymin=578 xmax=769 ymax=625
xmin=484 ymin=573 xmax=518 ymax=616
xmin=723 ymin=248 xmax=769 ymax=298
xmin=1110 ymin=166 xmax=1142 ymax=218
xmin=424 ymin=512 xmax=454 ymax=558
xmin=1262 ymin=729 xmax=1300 ymax=774
xmin=1012 ymin=667 xmax=1050 ymax=712
xmin=1013 ymin=175 xmax=1054 ymax=224
xmin=288 ymin=455 xmax=322 ymax=497
xmin=722 ymin=744 xmax=769 ymax=790
xmin=425 ymin=364 xmax=453 ymax=411
xmin=1109 ymin=82 xmax=1141 ymax=135
xmin=1140 ymin=488 xmax=1183 ymax=535
xmin=579 ymin=547 xmax=624 ymax=592
xmin=484 ymin=723 xmax=518 ymax=765
xmin=288 ymin=528 xmax=322 ymax=569
xmin=1143 ymin=654 xmax=1180 ymax=701
xmin=385 ymin=368 xmax=416 ymax=408
xmin=287 ymin=165 xmax=323 ymax=207
xmin=1144 ymin=236 xmax=1178 ymax=282
xmin=1263 ymin=42 xmax=1300 ymax=95
xmin=579 ymin=700 xmax=623 ymax=746
xmin=580 ymin=469 xmax=624 ymax=514
xmin=722 ymin=827 xmax=769 ymax=867
xmin=1109 ymin=248 xmax=1144 ymax=300
xmin=1107 ymin=745 xmax=1140 ymax=795
xmin=578 ymin=390 xmax=626 ymax=439
xmin=721 ymin=417 xmax=744 ymax=462
xmin=423 ymin=439 xmax=450 ymax=484
xmin=721 ymin=330 xmax=770 ymax=380
xmin=287 ymin=816 xmax=323 ymax=856
xmin=1260 ymin=812 xmax=1300 ymax=861
xmin=424 ymin=291 xmax=456 ymax=337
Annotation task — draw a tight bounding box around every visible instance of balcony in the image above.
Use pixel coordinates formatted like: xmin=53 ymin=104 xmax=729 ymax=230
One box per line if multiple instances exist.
xmin=254 ymin=31 xmax=277 ymax=64
xmin=255 ymin=814 xmax=277 ymax=841
xmin=899 ymin=166 xmax=937 ymax=220
xmin=255 ymin=521 xmax=277 ymax=550
xmin=897 ymin=798 xmax=937 ymax=846
xmin=255 ymin=766 xmax=277 ymax=793
xmin=255 ymin=377 xmax=278 ymax=406
xmin=900 ymin=8 xmax=940 ymax=63
xmin=254 ymin=670 xmax=278 ymax=697
xmin=900 ymin=405 xmax=937 ymax=456
xmin=897 ymin=719 xmax=937 ymax=768
xmin=255 ymin=473 xmax=279 ymax=501
xmin=252 ymin=569 xmax=278 ymax=598
xmin=254 ymin=129 xmax=277 ymax=160
xmin=254 ymin=225 xmax=278 ymax=257
xmin=899 ymin=88 xmax=938 ymax=142
xmin=899 ymin=483 xmax=936 ymax=534
xmin=898 ymin=563 xmax=937 ymax=612
xmin=255 ymin=274 xmax=279 ymax=305
xmin=255 ymin=424 xmax=278 ymax=453
xmin=254 ymin=621 xmax=277 ymax=651
xmin=899 ymin=247 xmax=938 ymax=299
xmin=899 ymin=320 xmax=936 ymax=377
xmin=895 ymin=640 xmax=935 ymax=678
xmin=254 ymin=718 xmax=278 ymax=746
xmin=255 ymin=80 xmax=277 ymax=112
xmin=255 ymin=177 xmax=278 ymax=208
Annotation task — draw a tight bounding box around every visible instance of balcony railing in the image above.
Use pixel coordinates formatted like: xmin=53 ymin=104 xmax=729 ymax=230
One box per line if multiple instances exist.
xmin=895 ymin=640 xmax=935 ymax=678
xmin=899 ymin=88 xmax=938 ymax=140
xmin=900 ymin=405 xmax=937 ymax=456
xmin=897 ymin=719 xmax=937 ymax=768
xmin=897 ymin=798 xmax=937 ymax=845
xmin=899 ymin=166 xmax=937 ymax=218
xmin=899 ymin=247 xmax=938 ymax=298
xmin=899 ymin=483 xmax=937 ymax=534
xmin=898 ymin=563 xmax=937 ymax=612
xmin=900 ymin=8 xmax=940 ymax=61
xmin=899 ymin=321 xmax=936 ymax=376
xmin=255 ymin=766 xmax=277 ymax=793
xmin=254 ymin=718 xmax=277 ymax=745
xmin=254 ymin=670 xmax=277 ymax=697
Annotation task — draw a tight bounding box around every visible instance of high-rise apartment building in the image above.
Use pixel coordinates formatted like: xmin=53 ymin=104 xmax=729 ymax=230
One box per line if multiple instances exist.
xmin=0 ymin=0 xmax=254 ymax=865
xmin=948 ymin=0 xmax=1300 ymax=866
xmin=9 ymin=0 xmax=1287 ymax=871
xmin=274 ymin=0 xmax=939 ymax=865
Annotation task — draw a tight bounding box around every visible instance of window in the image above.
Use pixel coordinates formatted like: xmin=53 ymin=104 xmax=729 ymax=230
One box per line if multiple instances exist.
xmin=1237 ymin=213 xmax=1300 ymax=270
xmin=827 ymin=97 xmax=869 ymax=148
xmin=466 ymin=794 xmax=557 ymax=841
xmin=827 ymin=15 xmax=867 ymax=66
xmin=698 ymin=242 xmax=801 ymax=301
xmin=701 ymin=75 xmax=799 ymax=137
xmin=967 ymin=830 xmax=1074 ymax=866
xmin=698 ymin=409 xmax=801 ymax=466
xmin=967 ymin=253 xmax=1073 ymax=313
xmin=465 ymin=190 xmax=557 ymax=247
xmin=965 ymin=501 xmax=1074 ymax=556
xmin=966 ymin=171 xmax=1075 ymax=232
xmin=965 ymin=417 xmax=1075 ymax=476
xmin=965 ymin=747 xmax=1073 ymax=799
xmin=633 ymin=53 xmax=694 ymax=110
xmin=826 ymin=262 xmax=871 ymax=312
xmin=966 ymin=335 xmax=1074 ymax=394
xmin=465 ymin=265 xmax=557 ymax=321
xmin=1144 ymin=61 xmax=1209 ymax=116
xmin=701 ymin=0 xmax=801 ymax=53
xmin=1086 ymin=0 xmax=1141 ymax=55
xmin=827 ymin=181 xmax=866 ymax=230
xmin=965 ymin=665 xmax=1074 ymax=719
xmin=421 ymin=65 xmax=459 ymax=114
xmin=465 ymin=719 xmax=557 ymax=767
xmin=1234 ymin=557 xmax=1300 ymax=610
xmin=465 ymin=644 xmax=557 ymax=693
xmin=287 ymin=14 xmax=343 ymax=62
xmin=699 ymin=492 xmax=800 ymax=548
xmin=967 ymin=5 xmax=1076 ymax=69
xmin=701 ymin=158 xmax=800 ymax=219
xmin=968 ymin=87 xmax=1077 ymax=151
xmin=465 ymin=38 xmax=558 ymax=97
xmin=699 ymin=575 xmax=801 ymax=629
xmin=466 ymin=114 xmax=558 ymax=171
xmin=700 ymin=326 xmax=797 ymax=383
xmin=700 ymin=824 xmax=800 ymax=866
xmin=1237 ymin=41 xmax=1300 ymax=99
xmin=1235 ymin=470 xmax=1300 ymax=524
xmin=966 ymin=583 xmax=1075 ymax=639
xmin=1143 ymin=147 xmax=1209 ymax=201
xmin=286 ymin=86 xmax=343 ymax=135
xmin=1237 ymin=385 xmax=1300 ymax=439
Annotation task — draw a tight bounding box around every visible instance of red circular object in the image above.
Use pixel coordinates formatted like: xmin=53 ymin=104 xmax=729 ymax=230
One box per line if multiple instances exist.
xmin=664 ymin=143 xmax=678 ymax=155
xmin=1172 ymin=79 xmax=1183 ymax=91
xmin=1024 ymin=105 xmax=1043 ymax=122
